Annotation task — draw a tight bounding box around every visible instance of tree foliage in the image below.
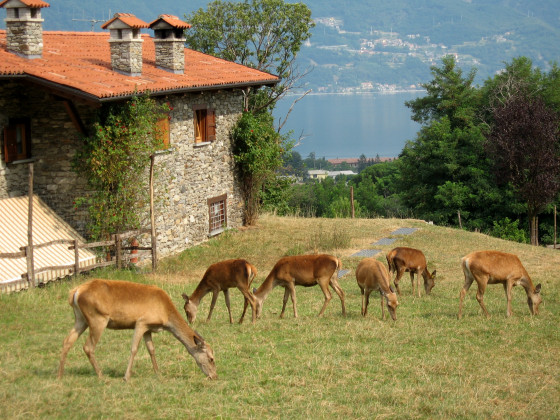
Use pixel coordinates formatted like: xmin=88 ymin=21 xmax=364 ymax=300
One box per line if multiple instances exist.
xmin=73 ymin=94 xmax=168 ymax=239
xmin=184 ymin=0 xmax=314 ymax=113
xmin=232 ymin=112 xmax=292 ymax=224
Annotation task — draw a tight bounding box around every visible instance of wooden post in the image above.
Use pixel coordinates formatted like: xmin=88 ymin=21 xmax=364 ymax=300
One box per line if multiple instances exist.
xmin=150 ymin=154 xmax=157 ymax=271
xmin=74 ymin=239 xmax=80 ymax=278
xmin=26 ymin=162 xmax=35 ymax=287
xmin=457 ymin=210 xmax=462 ymax=229
xmin=115 ymin=234 xmax=122 ymax=269
xmin=350 ymin=186 xmax=355 ymax=219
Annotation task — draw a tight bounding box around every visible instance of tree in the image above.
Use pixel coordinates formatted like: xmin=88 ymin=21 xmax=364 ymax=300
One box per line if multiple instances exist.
xmin=486 ymin=95 xmax=560 ymax=245
xmin=232 ymin=112 xmax=292 ymax=225
xmin=73 ymin=94 xmax=168 ymax=240
xmin=184 ymin=0 xmax=314 ymax=115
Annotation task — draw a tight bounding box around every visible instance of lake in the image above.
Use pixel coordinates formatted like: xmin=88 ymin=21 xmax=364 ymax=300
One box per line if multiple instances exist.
xmin=273 ymin=91 xmax=424 ymax=159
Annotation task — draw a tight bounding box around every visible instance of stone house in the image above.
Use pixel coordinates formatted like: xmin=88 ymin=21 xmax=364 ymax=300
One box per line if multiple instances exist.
xmin=0 ymin=1 xmax=279 ymax=257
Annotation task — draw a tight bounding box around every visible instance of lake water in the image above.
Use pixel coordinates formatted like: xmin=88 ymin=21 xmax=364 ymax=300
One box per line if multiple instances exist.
xmin=273 ymin=91 xmax=424 ymax=159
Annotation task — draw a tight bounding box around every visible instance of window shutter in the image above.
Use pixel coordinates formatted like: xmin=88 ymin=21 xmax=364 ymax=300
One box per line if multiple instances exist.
xmin=156 ymin=115 xmax=170 ymax=148
xmin=3 ymin=125 xmax=17 ymax=163
xmin=206 ymin=109 xmax=216 ymax=142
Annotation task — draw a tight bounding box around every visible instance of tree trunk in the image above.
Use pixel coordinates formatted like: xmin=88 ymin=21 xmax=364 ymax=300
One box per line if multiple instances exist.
xmin=529 ymin=214 xmax=539 ymax=246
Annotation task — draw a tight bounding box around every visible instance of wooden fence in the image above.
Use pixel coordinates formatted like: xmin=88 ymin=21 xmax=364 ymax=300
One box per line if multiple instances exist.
xmin=0 ymin=228 xmax=157 ymax=294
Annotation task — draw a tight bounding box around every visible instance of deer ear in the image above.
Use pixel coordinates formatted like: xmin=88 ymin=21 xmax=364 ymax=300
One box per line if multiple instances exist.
xmin=182 ymin=293 xmax=189 ymax=303
xmin=535 ymin=283 xmax=541 ymax=294
xmin=432 ymin=270 xmax=437 ymax=278
xmin=193 ymin=334 xmax=206 ymax=349
xmin=389 ymin=285 xmax=395 ymax=294
xmin=252 ymin=287 xmax=257 ymax=294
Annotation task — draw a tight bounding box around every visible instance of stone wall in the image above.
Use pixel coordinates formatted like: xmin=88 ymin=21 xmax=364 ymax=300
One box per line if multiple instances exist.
xmin=152 ymin=91 xmax=244 ymax=256
xmin=0 ymin=80 xmax=245 ymax=258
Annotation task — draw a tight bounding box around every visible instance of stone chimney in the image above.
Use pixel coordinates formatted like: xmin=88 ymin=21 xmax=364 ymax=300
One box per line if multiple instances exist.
xmin=149 ymin=15 xmax=190 ymax=74
xmin=0 ymin=0 xmax=50 ymax=59
xmin=101 ymin=13 xmax=149 ymax=76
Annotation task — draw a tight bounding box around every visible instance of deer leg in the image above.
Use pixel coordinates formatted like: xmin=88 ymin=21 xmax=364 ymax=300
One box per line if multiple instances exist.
xmin=143 ymin=331 xmax=158 ymax=374
xmin=317 ymin=278 xmax=333 ymax=317
xmin=416 ymin=272 xmax=422 ymax=298
xmin=503 ymin=282 xmax=514 ymax=317
xmin=57 ymin=314 xmax=88 ymax=379
xmin=394 ymin=268 xmax=404 ymax=295
xmin=206 ymin=290 xmax=220 ymax=322
xmin=359 ymin=286 xmax=365 ymax=316
xmin=475 ymin=281 xmax=490 ymax=318
xmin=329 ymin=277 xmax=346 ymax=316
xmin=458 ymin=269 xmax=475 ymax=319
xmin=237 ymin=287 xmax=256 ymax=324
xmin=82 ymin=318 xmax=107 ymax=378
xmin=223 ymin=289 xmax=234 ymax=324
xmin=280 ymin=287 xmax=290 ymax=318
xmin=123 ymin=325 xmax=149 ymax=382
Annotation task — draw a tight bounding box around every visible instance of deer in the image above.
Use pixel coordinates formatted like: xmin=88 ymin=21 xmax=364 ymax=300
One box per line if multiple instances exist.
xmin=355 ymin=258 xmax=399 ymax=320
xmin=181 ymin=259 xmax=258 ymax=324
xmin=386 ymin=247 xmax=436 ymax=297
xmin=252 ymin=254 xmax=346 ymax=319
xmin=458 ymin=250 xmax=542 ymax=319
xmin=57 ymin=279 xmax=217 ymax=381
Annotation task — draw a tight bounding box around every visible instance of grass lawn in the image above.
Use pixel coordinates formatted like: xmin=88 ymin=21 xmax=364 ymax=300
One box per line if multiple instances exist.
xmin=1 ymin=214 xmax=559 ymax=419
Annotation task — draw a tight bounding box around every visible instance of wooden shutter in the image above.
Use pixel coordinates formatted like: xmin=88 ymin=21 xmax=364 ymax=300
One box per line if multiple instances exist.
xmin=3 ymin=125 xmax=17 ymax=163
xmin=155 ymin=115 xmax=170 ymax=149
xmin=206 ymin=109 xmax=216 ymax=142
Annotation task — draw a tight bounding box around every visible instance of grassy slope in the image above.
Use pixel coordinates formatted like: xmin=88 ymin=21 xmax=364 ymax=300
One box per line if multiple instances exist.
xmin=1 ymin=214 xmax=559 ymax=419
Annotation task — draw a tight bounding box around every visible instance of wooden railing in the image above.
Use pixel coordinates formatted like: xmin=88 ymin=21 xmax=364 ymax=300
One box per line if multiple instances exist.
xmin=0 ymin=228 xmax=156 ymax=294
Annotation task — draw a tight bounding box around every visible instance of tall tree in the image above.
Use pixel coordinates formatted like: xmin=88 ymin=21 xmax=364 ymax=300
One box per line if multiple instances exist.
xmin=486 ymin=95 xmax=560 ymax=245
xmin=184 ymin=0 xmax=314 ymax=115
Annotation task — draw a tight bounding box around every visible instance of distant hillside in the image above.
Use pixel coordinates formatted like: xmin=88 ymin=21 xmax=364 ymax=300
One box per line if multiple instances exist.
xmin=2 ymin=0 xmax=558 ymax=91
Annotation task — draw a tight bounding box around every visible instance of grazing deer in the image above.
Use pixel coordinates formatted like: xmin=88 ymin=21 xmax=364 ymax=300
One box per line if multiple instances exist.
xmin=57 ymin=279 xmax=217 ymax=381
xmin=458 ymin=250 xmax=542 ymax=318
xmin=386 ymin=247 xmax=436 ymax=297
xmin=181 ymin=259 xmax=257 ymax=324
xmin=253 ymin=254 xmax=346 ymax=319
xmin=356 ymin=258 xmax=399 ymax=320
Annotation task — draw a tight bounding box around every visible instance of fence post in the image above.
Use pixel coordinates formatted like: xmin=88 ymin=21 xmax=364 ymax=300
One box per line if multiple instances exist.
xmin=27 ymin=162 xmax=35 ymax=287
xmin=115 ymin=234 xmax=122 ymax=269
xmin=350 ymin=186 xmax=355 ymax=218
xmin=74 ymin=239 xmax=80 ymax=278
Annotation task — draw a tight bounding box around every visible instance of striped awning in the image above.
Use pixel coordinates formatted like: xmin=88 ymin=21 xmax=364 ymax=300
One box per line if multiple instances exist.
xmin=0 ymin=195 xmax=96 ymax=291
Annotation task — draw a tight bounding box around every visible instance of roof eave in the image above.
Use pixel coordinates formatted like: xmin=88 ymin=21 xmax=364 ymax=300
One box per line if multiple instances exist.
xmin=0 ymin=73 xmax=280 ymax=105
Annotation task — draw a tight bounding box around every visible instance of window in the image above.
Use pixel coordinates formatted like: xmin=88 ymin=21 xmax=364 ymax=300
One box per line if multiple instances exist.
xmin=193 ymin=105 xmax=216 ymax=144
xmin=208 ymin=194 xmax=227 ymax=235
xmin=155 ymin=114 xmax=170 ymax=149
xmin=3 ymin=118 xmax=31 ymax=163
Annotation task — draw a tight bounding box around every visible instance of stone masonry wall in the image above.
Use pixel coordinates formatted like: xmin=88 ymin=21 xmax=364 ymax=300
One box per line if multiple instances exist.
xmin=0 ymin=80 xmax=245 ymax=258
xmin=5 ymin=20 xmax=43 ymax=57
xmin=154 ymin=40 xmax=184 ymax=73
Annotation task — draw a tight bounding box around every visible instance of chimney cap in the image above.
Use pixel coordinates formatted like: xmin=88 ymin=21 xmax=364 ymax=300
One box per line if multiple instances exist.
xmin=149 ymin=14 xmax=191 ymax=30
xmin=0 ymin=0 xmax=50 ymax=8
xmin=101 ymin=13 xmax=149 ymax=30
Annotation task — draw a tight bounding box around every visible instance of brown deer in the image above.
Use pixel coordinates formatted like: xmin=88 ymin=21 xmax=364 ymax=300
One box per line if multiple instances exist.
xmin=181 ymin=259 xmax=257 ymax=324
xmin=57 ymin=279 xmax=217 ymax=381
xmin=458 ymin=250 xmax=542 ymax=319
xmin=386 ymin=247 xmax=436 ymax=297
xmin=356 ymin=258 xmax=399 ymax=320
xmin=253 ymin=254 xmax=346 ymax=319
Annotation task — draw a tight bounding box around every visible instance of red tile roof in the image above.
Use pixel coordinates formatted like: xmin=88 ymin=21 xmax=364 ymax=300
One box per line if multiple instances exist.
xmin=0 ymin=31 xmax=279 ymax=103
xmin=149 ymin=15 xmax=191 ymax=29
xmin=0 ymin=0 xmax=50 ymax=8
xmin=101 ymin=13 xmax=150 ymax=30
